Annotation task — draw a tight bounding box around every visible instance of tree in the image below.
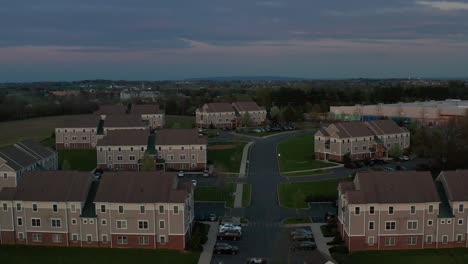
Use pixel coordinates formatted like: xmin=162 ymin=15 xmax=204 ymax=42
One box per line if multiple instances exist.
xmin=241 ymin=112 xmax=253 ymax=127
xmin=343 ymin=152 xmax=351 ymax=163
xmin=270 ymin=106 xmax=280 ymax=122
xmin=141 ymin=153 xmax=155 ymax=171
xmin=388 ymin=144 xmax=402 ymax=159
xmin=62 ymin=158 xmax=71 ymax=170
xmin=280 ymin=106 xmax=296 ymax=123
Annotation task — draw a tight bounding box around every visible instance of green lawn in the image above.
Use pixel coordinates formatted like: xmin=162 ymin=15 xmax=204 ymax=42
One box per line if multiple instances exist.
xmin=166 ymin=115 xmax=195 ymax=129
xmin=281 ymin=170 xmax=329 ymax=177
xmin=242 ymin=184 xmax=252 ymax=207
xmin=0 ymin=245 xmax=200 ymax=264
xmin=278 ymin=179 xmax=346 ymax=208
xmin=194 ymin=183 xmax=236 ymax=207
xmin=208 ymin=141 xmax=247 ymax=173
xmin=346 ymin=248 xmax=468 ymax=264
xmin=282 ymin=217 xmax=312 ymax=225
xmin=277 ymin=134 xmax=335 ymax=172
xmin=58 ymin=150 xmax=97 ymax=171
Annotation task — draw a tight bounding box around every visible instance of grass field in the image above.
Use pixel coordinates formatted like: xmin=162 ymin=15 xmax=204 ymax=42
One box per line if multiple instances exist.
xmin=282 ymin=217 xmax=312 ymax=225
xmin=194 ymin=183 xmax=236 ymax=207
xmin=278 ymin=178 xmax=346 ymax=208
xmin=0 ymin=245 xmax=200 ymax=264
xmin=58 ymin=150 xmax=97 ymax=171
xmin=242 ymin=184 xmax=252 ymax=207
xmin=208 ymin=141 xmax=247 ymax=173
xmin=277 ymin=134 xmax=334 ymax=172
xmin=166 ymin=115 xmax=195 ymax=129
xmin=0 ymin=115 xmax=87 ymax=147
xmin=346 ymin=248 xmax=468 ymax=264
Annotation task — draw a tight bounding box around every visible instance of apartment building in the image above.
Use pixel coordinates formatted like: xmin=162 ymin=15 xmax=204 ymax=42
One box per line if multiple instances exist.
xmin=232 ymin=101 xmax=267 ymax=127
xmin=0 ymin=170 xmax=194 ymax=251
xmin=0 ymin=141 xmax=57 ymax=190
xmin=97 ymin=129 xmax=149 ymax=171
xmin=196 ymin=103 xmax=237 ymax=129
xmin=55 ymin=115 xmax=102 ymax=150
xmin=95 ymin=104 xmax=165 ymax=129
xmin=155 ymin=129 xmax=207 ymax=171
xmin=315 ymin=120 xmax=410 ymax=162
xmin=338 ymin=170 xmax=468 ymax=252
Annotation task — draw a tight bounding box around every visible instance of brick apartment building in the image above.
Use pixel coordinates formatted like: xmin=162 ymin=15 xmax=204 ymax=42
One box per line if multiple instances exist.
xmin=95 ymin=104 xmax=165 ymax=129
xmin=338 ymin=170 xmax=468 ymax=252
xmin=315 ymin=120 xmax=410 ymax=162
xmin=0 ymin=170 xmax=193 ymax=251
xmin=195 ymin=101 xmax=266 ymax=129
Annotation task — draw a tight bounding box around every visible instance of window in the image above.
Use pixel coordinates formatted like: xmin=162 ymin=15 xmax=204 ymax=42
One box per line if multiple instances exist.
xmin=174 ymin=206 xmax=179 ymax=214
xmin=130 ymin=155 xmax=136 ymax=161
xmin=87 ymin=235 xmax=92 ymax=243
xmin=71 ymin=204 xmax=76 ymax=212
xmin=117 ymin=155 xmax=123 ymax=161
xmin=385 ymin=221 xmax=396 ymax=230
xmin=159 ymin=235 xmax=166 ymax=244
xmin=118 ymin=205 xmax=124 ymax=214
xmin=159 ymin=205 xmax=164 ymax=214
xmin=31 ymin=218 xmax=41 ymax=227
xmin=32 ymin=233 xmax=42 ymax=242
xmin=459 ymin=219 xmax=464 ymax=225
xmin=72 ymin=218 xmax=77 ymax=225
xmin=18 ymin=232 xmax=24 ymax=240
xmin=384 ymin=237 xmax=395 ymax=246
xmin=116 ymin=220 xmax=127 ymax=229
xmin=388 ymin=206 xmax=394 ymax=215
xmin=407 ymin=236 xmax=417 ymax=245
xmin=167 ymin=155 xmax=173 ymax=161
xmin=410 ymin=205 xmax=416 ymax=214
xmin=32 ymin=203 xmax=38 ymax=212
xmin=441 ymin=219 xmax=446 ymax=224
xmin=407 ymin=220 xmax=417 ymax=230
xmin=17 ymin=217 xmax=23 ymax=226
xmin=354 ymin=207 xmax=360 ymax=215
xmin=180 ymin=154 xmax=186 ymax=160
xmin=369 ymin=206 xmax=374 ymax=215
xmin=139 ymin=236 xmax=149 ymax=245
xmin=138 ymin=220 xmax=149 ymax=230
xmin=16 ymin=203 xmax=22 ymax=211
xmin=72 ymin=234 xmax=78 ymax=242
xmin=82 ymin=136 xmax=87 ymax=140
xmin=89 ymin=219 xmax=94 ymax=224
xmin=140 ymin=205 xmax=145 ymax=214
xmin=428 ymin=205 xmax=434 ymax=213
xmin=118 ymin=147 xmax=121 ymax=152
xmin=117 ymin=236 xmax=128 ymax=245
xmin=159 ymin=220 xmax=165 ymax=229
xmin=51 ymin=219 xmax=62 ymax=228
xmin=52 ymin=234 xmax=62 ymax=243
xmin=169 ymin=147 xmax=172 ymax=151
xmin=426 ymin=235 xmax=433 ymax=244
xmin=457 ymin=234 xmax=464 ymax=242
xmin=3 ymin=173 xmax=7 ymax=179
xmin=368 ymin=221 xmax=375 ymax=230
xmin=108 ymin=156 xmax=112 ymax=161
xmin=442 ymin=235 xmax=448 ymax=244
xmin=130 ymin=147 xmax=134 ymax=151
xmin=459 ymin=204 xmax=464 ymax=213
xmin=191 ymin=154 xmax=195 ymax=160
xmin=102 ymin=235 xmax=108 ymax=243
xmin=101 ymin=219 xmax=107 ymax=225
xmin=427 ymin=219 xmax=433 ymax=226
xmin=2 ymin=203 xmax=7 ymax=211
xmin=141 ymin=147 xmax=144 ymax=151
xmin=83 ymin=219 xmax=88 ymax=224
xmin=362 ymin=146 xmax=367 ymax=150
xmin=101 ymin=205 xmax=106 ymax=213
xmin=53 ymin=204 xmax=58 ymax=212
xmin=368 ymin=237 xmax=375 ymax=245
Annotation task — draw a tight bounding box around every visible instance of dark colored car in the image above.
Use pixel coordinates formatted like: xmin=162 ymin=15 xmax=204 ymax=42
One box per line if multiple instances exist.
xmin=217 ymin=230 xmax=241 ymax=241
xmin=213 ymin=243 xmax=239 ymax=255
xmin=344 ymin=163 xmax=357 ymax=169
xmin=292 ymin=241 xmax=317 ymax=251
xmin=374 ymin=159 xmax=387 ymax=165
xmin=354 ymin=162 xmax=364 ymax=168
xmin=292 ymin=233 xmax=315 ymax=242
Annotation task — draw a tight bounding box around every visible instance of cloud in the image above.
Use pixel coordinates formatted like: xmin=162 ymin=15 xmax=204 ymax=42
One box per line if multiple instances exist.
xmin=417 ymin=1 xmax=468 ymax=11
xmin=255 ymin=1 xmax=283 ymax=8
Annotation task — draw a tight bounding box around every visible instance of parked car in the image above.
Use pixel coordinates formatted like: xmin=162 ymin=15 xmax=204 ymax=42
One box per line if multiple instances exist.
xmin=217 ymin=230 xmax=241 ymax=241
xmin=203 ymin=169 xmax=209 ymax=177
xmin=354 ymin=162 xmax=364 ymax=168
xmin=209 ymin=213 xmax=217 ymax=222
xmin=395 ymin=165 xmax=407 ymax=171
xmin=291 ymin=241 xmax=317 ymax=251
xmin=246 ymin=258 xmax=267 ymax=264
xmin=292 ymin=233 xmax=314 ymax=242
xmin=374 ymin=159 xmax=387 ymax=165
xmin=399 ymin=155 xmax=410 ymax=161
xmin=177 ymin=171 xmax=184 ymax=177
xmin=290 ymin=228 xmax=313 ymax=237
xmin=384 ymin=167 xmax=395 ymax=172
xmin=191 ymin=179 xmax=197 ymax=187
xmin=344 ymin=163 xmax=357 ymax=169
xmin=213 ymin=242 xmax=239 ymax=255
xmin=219 ymin=224 xmax=242 ymax=233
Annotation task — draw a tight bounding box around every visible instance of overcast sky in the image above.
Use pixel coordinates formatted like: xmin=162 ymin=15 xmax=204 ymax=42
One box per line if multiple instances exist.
xmin=1 ymin=0 xmax=468 ymax=81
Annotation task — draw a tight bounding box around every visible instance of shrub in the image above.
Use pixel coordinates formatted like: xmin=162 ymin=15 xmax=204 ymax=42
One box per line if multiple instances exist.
xmin=185 ymin=222 xmax=210 ymax=251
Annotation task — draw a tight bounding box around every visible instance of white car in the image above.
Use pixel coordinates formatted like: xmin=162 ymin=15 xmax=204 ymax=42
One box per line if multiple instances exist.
xmin=219 ymin=224 xmax=242 ymax=233
xmin=177 ymin=171 xmax=184 ymax=177
xmin=191 ymin=179 xmax=197 ymax=187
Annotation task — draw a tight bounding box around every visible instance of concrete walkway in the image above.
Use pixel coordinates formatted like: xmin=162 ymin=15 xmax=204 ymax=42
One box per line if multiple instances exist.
xmin=197 ymin=221 xmax=219 ymax=264
xmin=282 ymin=164 xmax=343 ymax=174
xmin=233 ymin=141 xmax=253 ymax=208
xmin=310 ymin=223 xmax=333 ymax=257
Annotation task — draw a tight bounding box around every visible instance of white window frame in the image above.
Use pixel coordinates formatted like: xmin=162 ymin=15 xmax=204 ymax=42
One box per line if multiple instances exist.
xmin=354 ymin=207 xmax=360 ymax=215
xmin=138 ymin=220 xmax=149 ymax=230
xmin=407 ymin=220 xmax=418 ymax=230
xmin=427 ymin=219 xmax=433 ymax=226
xmin=102 ymin=234 xmax=108 ymax=243
xmin=385 ymin=221 xmax=396 ymax=230
xmin=17 ymin=217 xmax=23 ymax=226
xmin=159 ymin=205 xmax=164 ymax=214
xmin=174 ymin=205 xmax=179 ymax=214
xmin=368 ymin=236 xmax=375 ymax=245
xmin=159 ymin=235 xmax=166 ymax=244
xmin=117 ymin=236 xmax=128 ymax=245
xmin=139 ymin=236 xmax=149 ymax=245
xmin=31 ymin=218 xmax=41 ymax=227
xmin=407 ymin=236 xmax=417 ymax=245
xmin=368 ymin=221 xmax=375 ymax=230
xmin=458 ymin=218 xmax=464 ymax=225
xmin=72 ymin=234 xmax=79 ymax=242
xmin=18 ymin=232 xmax=25 ymax=240
xmin=384 ymin=237 xmax=395 ymax=246
xmin=116 ymin=220 xmax=127 ymax=229
xmin=101 ymin=219 xmax=107 ymax=225
xmin=32 ymin=233 xmax=42 ymax=242
xmin=159 ymin=220 xmax=165 ymax=229
xmin=456 ymin=234 xmax=464 ymax=242
xmin=71 ymin=218 xmax=77 ymax=225
xmin=442 ymin=235 xmax=449 ymax=244
xmin=426 ymin=235 xmax=433 ymax=244
xmin=51 ymin=218 xmax=62 ymax=228
xmin=410 ymin=205 xmax=416 ymax=214
xmin=52 ymin=234 xmax=62 ymax=243
xmin=388 ymin=206 xmax=394 ymax=215
xmin=118 ymin=205 xmax=124 ymax=214
xmin=369 ymin=206 xmax=375 ymax=215
xmin=32 ymin=203 xmax=38 ymax=212
xmin=140 ymin=205 xmax=146 ymax=214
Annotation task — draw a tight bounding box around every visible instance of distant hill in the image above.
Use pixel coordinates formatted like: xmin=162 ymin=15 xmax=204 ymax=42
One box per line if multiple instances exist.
xmin=185 ymin=76 xmax=307 ymax=81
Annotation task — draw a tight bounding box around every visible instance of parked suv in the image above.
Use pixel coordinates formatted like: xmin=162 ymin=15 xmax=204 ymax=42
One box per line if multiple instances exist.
xmin=213 ymin=242 xmax=239 ymax=255
xmin=217 ymin=230 xmax=241 ymax=241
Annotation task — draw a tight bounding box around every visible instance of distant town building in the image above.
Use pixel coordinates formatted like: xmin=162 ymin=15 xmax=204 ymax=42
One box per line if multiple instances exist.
xmin=338 ymin=170 xmax=468 ymax=252
xmin=314 ymin=120 xmax=410 ymax=162
xmin=120 ymin=90 xmax=160 ymax=100
xmin=330 ymin=99 xmax=468 ymax=125
xmin=49 ymin=90 xmax=81 ymax=97
xmin=195 ymin=101 xmax=266 ymax=129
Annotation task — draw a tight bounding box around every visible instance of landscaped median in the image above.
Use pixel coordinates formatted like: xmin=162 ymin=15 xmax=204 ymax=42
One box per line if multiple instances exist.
xmin=277 ymin=178 xmax=349 ymax=208
xmin=58 ymin=150 xmax=97 ymax=171
xmin=242 ymin=183 xmax=252 ymax=207
xmin=0 ymin=245 xmax=200 ymax=264
xmin=194 ymin=183 xmax=236 ymax=208
xmin=207 ymin=141 xmax=248 ymax=173
xmin=277 ymin=134 xmax=336 ymax=175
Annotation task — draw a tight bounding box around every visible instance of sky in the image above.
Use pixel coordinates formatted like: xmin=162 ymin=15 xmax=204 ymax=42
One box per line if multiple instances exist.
xmin=1 ymin=0 xmax=468 ymax=81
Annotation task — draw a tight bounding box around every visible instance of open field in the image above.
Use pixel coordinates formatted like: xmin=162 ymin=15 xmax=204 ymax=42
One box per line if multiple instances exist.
xmin=345 ymin=248 xmax=468 ymax=264
xmin=277 ymin=134 xmax=335 ymax=172
xmin=0 ymin=245 xmax=200 ymax=264
xmin=166 ymin=115 xmax=195 ymax=129
xmin=278 ymin=178 xmax=346 ymax=208
xmin=242 ymin=183 xmax=252 ymax=207
xmin=194 ymin=183 xmax=236 ymax=207
xmin=208 ymin=141 xmax=247 ymax=173
xmin=58 ymin=150 xmax=97 ymax=171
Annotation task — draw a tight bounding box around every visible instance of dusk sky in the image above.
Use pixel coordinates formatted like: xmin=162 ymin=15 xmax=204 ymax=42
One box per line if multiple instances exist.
xmin=1 ymin=0 xmax=468 ymax=81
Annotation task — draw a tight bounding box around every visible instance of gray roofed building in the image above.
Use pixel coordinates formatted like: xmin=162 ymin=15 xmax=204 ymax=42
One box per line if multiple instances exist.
xmin=204 ymin=102 xmax=235 ymax=113
xmin=156 ymin=129 xmax=207 ymax=145
xmin=55 ymin=114 xmax=101 ymax=128
xmin=438 ymin=170 xmax=468 ymax=202
xmin=366 ymin=120 xmax=408 ymax=135
xmin=15 ymin=140 xmax=56 ymax=159
xmin=0 ymin=145 xmax=39 ymax=170
xmin=97 ymin=129 xmax=149 ymax=146
xmin=131 ymin=104 xmax=162 ymax=115
xmin=14 ymin=171 xmax=93 ymax=202
xmin=232 ymin=101 xmax=265 ymax=112
xmin=333 ymin=122 xmax=375 ymax=138
xmin=103 ymin=114 xmax=148 ymax=128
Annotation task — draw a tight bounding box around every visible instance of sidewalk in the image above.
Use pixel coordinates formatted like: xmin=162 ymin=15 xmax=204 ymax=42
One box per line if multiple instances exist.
xmin=282 ymin=163 xmax=343 ymax=174
xmin=234 ymin=141 xmax=253 ymax=208
xmin=197 ymin=221 xmax=219 ymax=264
xmin=310 ymin=223 xmax=333 ymax=257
